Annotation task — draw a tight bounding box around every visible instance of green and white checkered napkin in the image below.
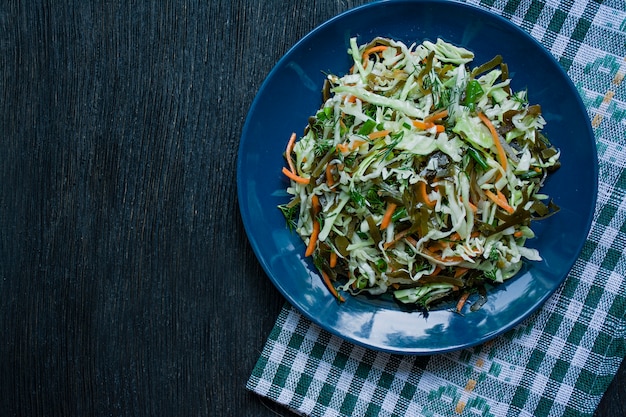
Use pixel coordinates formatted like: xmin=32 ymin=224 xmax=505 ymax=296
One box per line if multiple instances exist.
xmin=247 ymin=1 xmax=626 ymax=416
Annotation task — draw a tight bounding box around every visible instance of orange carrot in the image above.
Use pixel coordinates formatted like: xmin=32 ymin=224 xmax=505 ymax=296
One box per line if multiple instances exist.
xmin=430 ymin=265 xmax=442 ymax=276
xmin=339 ymin=118 xmax=346 ymax=131
xmin=426 ymin=109 xmax=447 ymax=134
xmin=351 ymin=139 xmax=367 ymax=150
xmin=368 ymin=129 xmax=391 ymax=140
xmin=363 ymin=45 xmax=388 ymax=57
xmin=426 ymin=241 xmax=447 ymax=252
xmin=284 ymin=132 xmax=297 ymax=174
xmin=405 ymin=235 xmax=418 ymax=247
xmin=282 ymin=166 xmax=310 ymax=184
xmin=336 ymin=143 xmax=350 ymax=154
xmin=412 ymin=120 xmax=432 ymax=130
xmin=305 ymin=195 xmax=321 ymax=257
xmin=514 ymin=230 xmax=524 ymax=238
xmin=320 ymin=269 xmax=345 ymax=302
xmin=305 ymin=221 xmax=320 ymax=257
xmin=424 ymin=109 xmax=448 ymax=123
xmin=329 ymin=251 xmax=338 ymax=268
xmin=412 ymin=120 xmax=444 ymax=133
xmin=495 ymin=189 xmax=514 ymax=212
xmin=380 ymin=202 xmax=397 ymax=230
xmin=477 ymin=111 xmax=507 ymax=171
xmin=484 ymin=189 xmax=501 ymax=209
xmin=484 ymin=189 xmax=515 ymax=214
xmin=454 ymin=267 xmax=469 ymax=278
xmin=312 ymin=194 xmax=321 ymax=210
xmin=383 ymin=228 xmax=411 ymax=250
xmin=418 ymin=181 xmax=435 ymax=208
xmin=325 ymin=163 xmax=334 ymax=187
xmin=422 ymin=247 xmax=465 ymax=263
xmin=460 ymin=196 xmax=478 ymax=213
xmin=362 ymin=45 xmax=388 ymax=68
xmin=449 ymin=232 xmax=461 ymax=241
xmin=456 ymin=291 xmax=471 ymax=313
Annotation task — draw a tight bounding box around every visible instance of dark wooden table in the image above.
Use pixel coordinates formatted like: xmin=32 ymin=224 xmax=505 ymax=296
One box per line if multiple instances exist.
xmin=1 ymin=1 xmax=623 ymax=416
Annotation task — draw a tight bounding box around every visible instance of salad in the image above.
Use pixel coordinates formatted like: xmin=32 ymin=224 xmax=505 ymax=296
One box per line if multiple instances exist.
xmin=279 ymin=37 xmax=560 ymax=312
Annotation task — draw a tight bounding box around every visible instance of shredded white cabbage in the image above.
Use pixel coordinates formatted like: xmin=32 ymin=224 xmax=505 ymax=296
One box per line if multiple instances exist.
xmin=279 ymin=37 xmax=560 ymax=311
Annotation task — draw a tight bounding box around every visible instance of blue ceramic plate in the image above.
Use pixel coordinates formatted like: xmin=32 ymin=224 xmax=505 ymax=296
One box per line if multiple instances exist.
xmin=237 ymin=0 xmax=597 ymax=354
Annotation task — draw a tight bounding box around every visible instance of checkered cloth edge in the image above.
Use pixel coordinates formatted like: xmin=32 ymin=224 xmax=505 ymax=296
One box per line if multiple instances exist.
xmin=248 ymin=1 xmax=626 ymax=416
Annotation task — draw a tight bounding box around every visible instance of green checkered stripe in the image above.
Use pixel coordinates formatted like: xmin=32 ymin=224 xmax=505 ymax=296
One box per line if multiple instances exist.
xmin=247 ymin=1 xmax=626 ymax=416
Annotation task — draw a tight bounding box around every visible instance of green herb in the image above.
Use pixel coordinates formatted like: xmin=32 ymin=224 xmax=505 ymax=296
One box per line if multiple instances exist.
xmin=358 ymin=119 xmax=377 ymax=135
xmin=484 ymin=268 xmax=498 ymax=281
xmin=365 ymin=188 xmax=384 ymax=211
xmin=375 ymin=259 xmax=388 ymax=272
xmin=467 ymin=146 xmax=489 ymax=169
xmin=391 ymin=206 xmax=407 ymax=222
xmin=380 ymin=131 xmax=404 ymax=160
xmin=464 ymin=80 xmax=484 ymax=111
xmin=350 ymin=189 xmax=366 ymax=207
xmin=314 ymin=139 xmax=334 ymax=157
xmin=356 ymin=275 xmax=369 ymax=289
xmin=278 ymin=203 xmax=299 ymax=231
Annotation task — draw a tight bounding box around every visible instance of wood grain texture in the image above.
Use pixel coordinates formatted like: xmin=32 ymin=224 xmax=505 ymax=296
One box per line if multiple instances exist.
xmin=0 ymin=1 xmax=623 ymax=416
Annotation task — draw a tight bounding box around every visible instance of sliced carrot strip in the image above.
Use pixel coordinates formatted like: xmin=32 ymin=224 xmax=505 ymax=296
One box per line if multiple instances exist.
xmin=427 ymin=238 xmax=451 ymax=252
xmin=449 ymin=232 xmax=461 ymax=241
xmin=305 ymin=221 xmax=319 ymax=257
xmin=368 ymin=129 xmax=391 ymax=140
xmin=412 ymin=120 xmax=444 ymax=133
xmin=460 ymin=196 xmax=478 ymax=213
xmin=363 ymin=45 xmax=388 ymax=57
xmin=320 ymin=269 xmax=345 ymax=302
xmin=305 ymin=195 xmax=321 ymax=257
xmin=329 ymin=251 xmax=338 ymax=268
xmin=284 ymin=132 xmax=297 ymax=174
xmin=424 ymin=109 xmax=449 ymax=123
xmin=362 ymin=45 xmax=388 ymax=68
xmin=418 ymin=181 xmax=435 ymax=208
xmin=383 ymin=228 xmax=411 ymax=250
xmin=412 ymin=120 xmax=434 ymax=130
xmin=496 ymin=189 xmax=515 ymax=214
xmin=484 ymin=189 xmax=515 ymax=214
xmin=422 ymin=247 xmax=465 ymax=263
xmin=325 ymin=163 xmax=334 ymax=187
xmin=282 ymin=166 xmax=310 ymax=184
xmin=477 ymin=111 xmax=507 ymax=171
xmin=336 ymin=143 xmax=350 ymax=154
xmin=430 ymin=265 xmax=442 ymax=276
xmin=456 ymin=292 xmax=471 ymax=313
xmin=380 ymin=202 xmax=397 ymax=230
xmin=351 ymin=139 xmax=367 ymax=150
xmin=454 ymin=267 xmax=469 ymax=278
